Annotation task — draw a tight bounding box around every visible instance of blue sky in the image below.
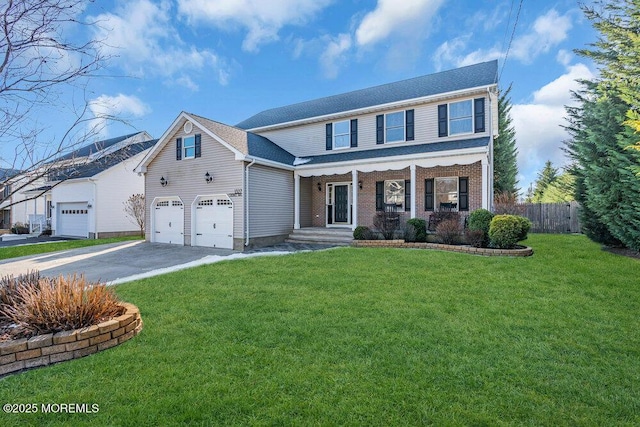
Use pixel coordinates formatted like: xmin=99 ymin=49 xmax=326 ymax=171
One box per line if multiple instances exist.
xmin=6 ymin=0 xmax=599 ymax=193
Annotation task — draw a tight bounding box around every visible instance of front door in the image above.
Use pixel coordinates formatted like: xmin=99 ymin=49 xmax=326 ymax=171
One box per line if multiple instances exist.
xmin=334 ymin=185 xmax=349 ymax=223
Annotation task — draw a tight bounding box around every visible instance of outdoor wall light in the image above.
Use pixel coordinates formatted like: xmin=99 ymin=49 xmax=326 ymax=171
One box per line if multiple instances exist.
xmin=160 ymin=176 xmax=168 ymax=187
xmin=358 ymin=180 xmax=363 ymax=190
xmin=205 ymin=172 xmax=213 ymax=184
xmin=317 ymin=182 xmax=322 ymax=192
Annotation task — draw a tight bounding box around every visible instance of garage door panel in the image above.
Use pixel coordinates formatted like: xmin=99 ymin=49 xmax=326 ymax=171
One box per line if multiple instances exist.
xmin=153 ymin=198 xmax=183 ymax=245
xmin=58 ymin=202 xmax=88 ymax=237
xmin=193 ymin=197 xmax=233 ymax=249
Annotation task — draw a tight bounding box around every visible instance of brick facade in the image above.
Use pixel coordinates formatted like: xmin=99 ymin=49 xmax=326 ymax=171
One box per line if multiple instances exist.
xmin=305 ymin=161 xmax=483 ymax=228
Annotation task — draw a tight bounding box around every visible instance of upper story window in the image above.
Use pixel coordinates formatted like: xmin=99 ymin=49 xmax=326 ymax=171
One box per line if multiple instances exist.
xmin=326 ymin=120 xmax=357 ymax=151
xmin=183 ymin=136 xmax=196 ymax=158
xmin=176 ymin=134 xmax=201 ymax=160
xmin=376 ymin=109 xmax=414 ymax=144
xmin=333 ymin=120 xmax=351 ymax=149
xmin=2 ymin=184 xmax=10 ymax=200
xmin=438 ymin=98 xmax=485 ymax=137
xmin=449 ymin=101 xmax=473 ymax=135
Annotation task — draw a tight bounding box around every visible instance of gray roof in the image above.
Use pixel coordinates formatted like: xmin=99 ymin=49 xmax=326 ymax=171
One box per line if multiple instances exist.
xmin=0 ymin=168 xmax=21 ymax=183
xmin=300 ymin=137 xmax=489 ymax=166
xmin=247 ymin=132 xmax=296 ymax=165
xmin=50 ymin=139 xmax=157 ymax=180
xmin=55 ymin=133 xmax=141 ymax=161
xmin=236 ymin=60 xmax=498 ymax=130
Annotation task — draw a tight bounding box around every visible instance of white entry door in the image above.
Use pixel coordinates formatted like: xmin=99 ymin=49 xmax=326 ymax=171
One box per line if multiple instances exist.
xmin=153 ymin=198 xmax=184 ymax=244
xmin=57 ymin=202 xmax=89 ymax=237
xmin=193 ymin=196 xmax=233 ymax=249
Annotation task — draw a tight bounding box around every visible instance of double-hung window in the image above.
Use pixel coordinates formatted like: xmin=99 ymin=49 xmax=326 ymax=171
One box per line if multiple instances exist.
xmin=449 ymin=100 xmax=473 ymax=135
xmin=435 ymin=177 xmax=458 ymax=208
xmin=183 ymin=136 xmax=196 ymax=158
xmin=385 ymin=112 xmax=405 ymax=143
xmin=424 ymin=177 xmax=469 ymax=211
xmin=333 ymin=120 xmax=350 ymax=149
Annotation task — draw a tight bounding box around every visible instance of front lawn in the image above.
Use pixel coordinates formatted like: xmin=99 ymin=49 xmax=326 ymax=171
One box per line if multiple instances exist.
xmin=0 ymin=236 xmax=142 ymax=261
xmin=1 ymin=234 xmax=638 ymax=425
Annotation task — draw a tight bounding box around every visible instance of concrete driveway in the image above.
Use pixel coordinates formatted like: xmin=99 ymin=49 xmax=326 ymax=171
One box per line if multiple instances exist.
xmin=0 ymin=241 xmax=239 ymax=285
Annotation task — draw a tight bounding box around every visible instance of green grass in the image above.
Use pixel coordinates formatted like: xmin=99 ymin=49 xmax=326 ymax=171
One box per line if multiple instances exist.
xmin=0 ymin=236 xmax=142 ymax=261
xmin=1 ymin=234 xmax=639 ymax=426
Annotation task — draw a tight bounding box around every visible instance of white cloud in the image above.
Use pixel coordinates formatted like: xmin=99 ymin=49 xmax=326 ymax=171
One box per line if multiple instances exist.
xmin=319 ymin=34 xmax=352 ymax=79
xmin=91 ymin=0 xmax=230 ymax=88
xmin=355 ymin=0 xmax=444 ymax=47
xmin=511 ymin=62 xmax=595 ymax=190
xmin=434 ymin=9 xmax=573 ymax=70
xmin=177 ymin=0 xmax=333 ymax=52
xmin=89 ymin=94 xmax=151 ymax=138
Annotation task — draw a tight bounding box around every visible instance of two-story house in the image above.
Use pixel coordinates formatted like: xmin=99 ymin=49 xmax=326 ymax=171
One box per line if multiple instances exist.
xmin=136 ymin=60 xmax=499 ymax=250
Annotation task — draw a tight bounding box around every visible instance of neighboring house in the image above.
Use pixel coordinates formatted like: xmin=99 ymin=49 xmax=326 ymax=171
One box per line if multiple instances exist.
xmin=0 ymin=168 xmax=45 ymax=231
xmin=136 ymin=60 xmax=499 ymax=250
xmin=0 ymin=168 xmax=20 ymax=228
xmin=3 ymin=132 xmax=155 ymax=238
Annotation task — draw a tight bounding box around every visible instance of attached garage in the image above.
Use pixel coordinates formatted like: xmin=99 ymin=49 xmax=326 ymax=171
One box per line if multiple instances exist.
xmin=192 ymin=195 xmax=233 ymax=249
xmin=57 ymin=202 xmax=89 ymax=237
xmin=152 ymin=197 xmax=184 ymax=244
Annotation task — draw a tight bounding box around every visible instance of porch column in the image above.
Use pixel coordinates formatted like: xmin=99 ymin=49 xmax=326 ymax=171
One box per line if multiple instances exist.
xmin=294 ymin=172 xmax=300 ymax=229
xmin=410 ymin=164 xmax=416 ymax=218
xmin=481 ymin=158 xmax=489 ymax=209
xmin=351 ymin=169 xmax=358 ymax=231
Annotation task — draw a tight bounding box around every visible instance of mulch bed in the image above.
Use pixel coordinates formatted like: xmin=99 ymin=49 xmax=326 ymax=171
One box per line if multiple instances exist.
xmin=603 ymin=246 xmax=640 ymax=260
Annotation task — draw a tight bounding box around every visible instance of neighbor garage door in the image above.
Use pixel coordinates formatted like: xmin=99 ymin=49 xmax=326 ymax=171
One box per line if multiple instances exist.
xmin=153 ymin=197 xmax=184 ymax=244
xmin=193 ymin=196 xmax=233 ymax=249
xmin=57 ymin=202 xmax=89 ymax=237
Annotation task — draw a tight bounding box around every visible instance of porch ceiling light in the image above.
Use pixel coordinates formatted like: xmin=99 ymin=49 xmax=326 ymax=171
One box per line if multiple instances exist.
xmin=205 ymin=172 xmax=213 ymax=184
xmin=317 ymin=182 xmax=322 ymax=192
xmin=160 ymin=176 xmax=168 ymax=187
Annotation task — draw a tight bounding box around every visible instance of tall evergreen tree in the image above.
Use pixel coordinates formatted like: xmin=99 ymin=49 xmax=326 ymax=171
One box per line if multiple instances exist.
xmin=493 ymin=84 xmax=519 ymax=195
xmin=532 ymin=160 xmax=559 ymax=202
xmin=564 ymin=82 xmax=640 ymax=249
xmin=579 ymin=0 xmax=640 ymax=151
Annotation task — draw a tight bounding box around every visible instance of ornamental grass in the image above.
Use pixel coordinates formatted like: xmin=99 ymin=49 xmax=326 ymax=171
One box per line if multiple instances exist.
xmin=0 ymin=272 xmax=123 ymax=340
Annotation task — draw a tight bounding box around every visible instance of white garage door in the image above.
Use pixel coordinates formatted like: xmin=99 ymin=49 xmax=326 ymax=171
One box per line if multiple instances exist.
xmin=193 ymin=196 xmax=233 ymax=249
xmin=57 ymin=202 xmax=89 ymax=237
xmin=153 ymin=198 xmax=184 ymax=244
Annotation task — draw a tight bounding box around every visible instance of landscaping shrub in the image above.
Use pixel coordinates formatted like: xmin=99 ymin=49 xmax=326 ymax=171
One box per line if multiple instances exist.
xmin=435 ymin=219 xmax=462 ymax=245
xmin=0 ymin=273 xmax=123 ymax=338
xmin=489 ymin=214 xmax=531 ymax=249
xmin=467 ymin=209 xmax=494 ymax=247
xmin=493 ymin=192 xmax=524 ymax=215
xmin=353 ymin=226 xmax=370 ymax=240
xmin=406 ymin=218 xmax=427 ymax=242
xmin=428 ymin=211 xmax=459 ymax=231
xmin=373 ymin=211 xmax=401 ymax=240
xmin=465 ymin=229 xmax=486 ymax=248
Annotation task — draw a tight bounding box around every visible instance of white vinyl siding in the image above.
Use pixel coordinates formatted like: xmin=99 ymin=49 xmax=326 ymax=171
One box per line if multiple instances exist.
xmin=145 ymin=119 xmax=244 ymax=247
xmin=248 ymin=164 xmax=293 ymax=238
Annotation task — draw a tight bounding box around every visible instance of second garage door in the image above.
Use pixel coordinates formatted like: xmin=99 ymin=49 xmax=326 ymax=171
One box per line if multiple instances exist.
xmin=57 ymin=202 xmax=89 ymax=238
xmin=193 ymin=196 xmax=233 ymax=249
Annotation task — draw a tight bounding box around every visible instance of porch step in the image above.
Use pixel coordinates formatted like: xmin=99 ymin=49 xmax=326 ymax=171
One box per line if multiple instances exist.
xmin=286 ymin=228 xmax=353 ymax=246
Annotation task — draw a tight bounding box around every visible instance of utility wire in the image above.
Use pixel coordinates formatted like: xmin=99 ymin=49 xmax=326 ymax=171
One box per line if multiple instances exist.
xmin=499 ymin=0 xmax=524 ymax=83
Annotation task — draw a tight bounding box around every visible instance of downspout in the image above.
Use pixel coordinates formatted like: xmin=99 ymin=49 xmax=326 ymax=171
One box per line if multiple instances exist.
xmin=487 ymin=87 xmax=495 ymax=211
xmin=89 ymin=178 xmax=98 ymax=239
xmin=244 ymin=158 xmax=256 ymax=247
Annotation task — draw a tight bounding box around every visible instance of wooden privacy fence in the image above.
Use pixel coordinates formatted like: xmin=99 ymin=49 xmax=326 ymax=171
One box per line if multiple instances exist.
xmin=518 ymin=201 xmax=582 ymax=234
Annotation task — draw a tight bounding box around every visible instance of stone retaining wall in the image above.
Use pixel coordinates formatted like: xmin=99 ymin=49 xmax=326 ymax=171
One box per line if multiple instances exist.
xmin=0 ymin=302 xmax=142 ymax=376
xmin=352 ymin=240 xmax=533 ymax=257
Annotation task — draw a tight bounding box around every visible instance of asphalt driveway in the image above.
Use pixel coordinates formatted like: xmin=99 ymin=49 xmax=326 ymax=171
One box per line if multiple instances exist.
xmin=0 ymin=241 xmax=237 ymax=284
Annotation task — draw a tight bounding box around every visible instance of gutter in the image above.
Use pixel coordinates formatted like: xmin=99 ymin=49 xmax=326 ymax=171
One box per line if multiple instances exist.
xmin=244 ymin=158 xmax=256 ymax=247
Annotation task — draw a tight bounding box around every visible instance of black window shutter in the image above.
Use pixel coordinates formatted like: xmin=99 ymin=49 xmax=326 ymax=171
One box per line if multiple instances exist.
xmin=438 ymin=105 xmax=448 ymax=137
xmin=459 ymin=177 xmax=469 ymax=211
xmin=376 ymin=181 xmax=384 ymax=211
xmin=405 ymin=109 xmax=414 ymax=141
xmin=194 ymin=134 xmax=202 ymax=158
xmin=405 ymin=179 xmax=411 ymax=212
xmin=326 ymin=123 xmax=333 ymax=151
xmin=350 ymin=119 xmax=358 ymax=148
xmin=176 ymin=138 xmax=182 ymax=160
xmin=425 ymin=178 xmax=434 ymax=211
xmin=376 ymin=115 xmax=384 ymax=144
xmin=474 ymin=98 xmax=485 ymax=133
